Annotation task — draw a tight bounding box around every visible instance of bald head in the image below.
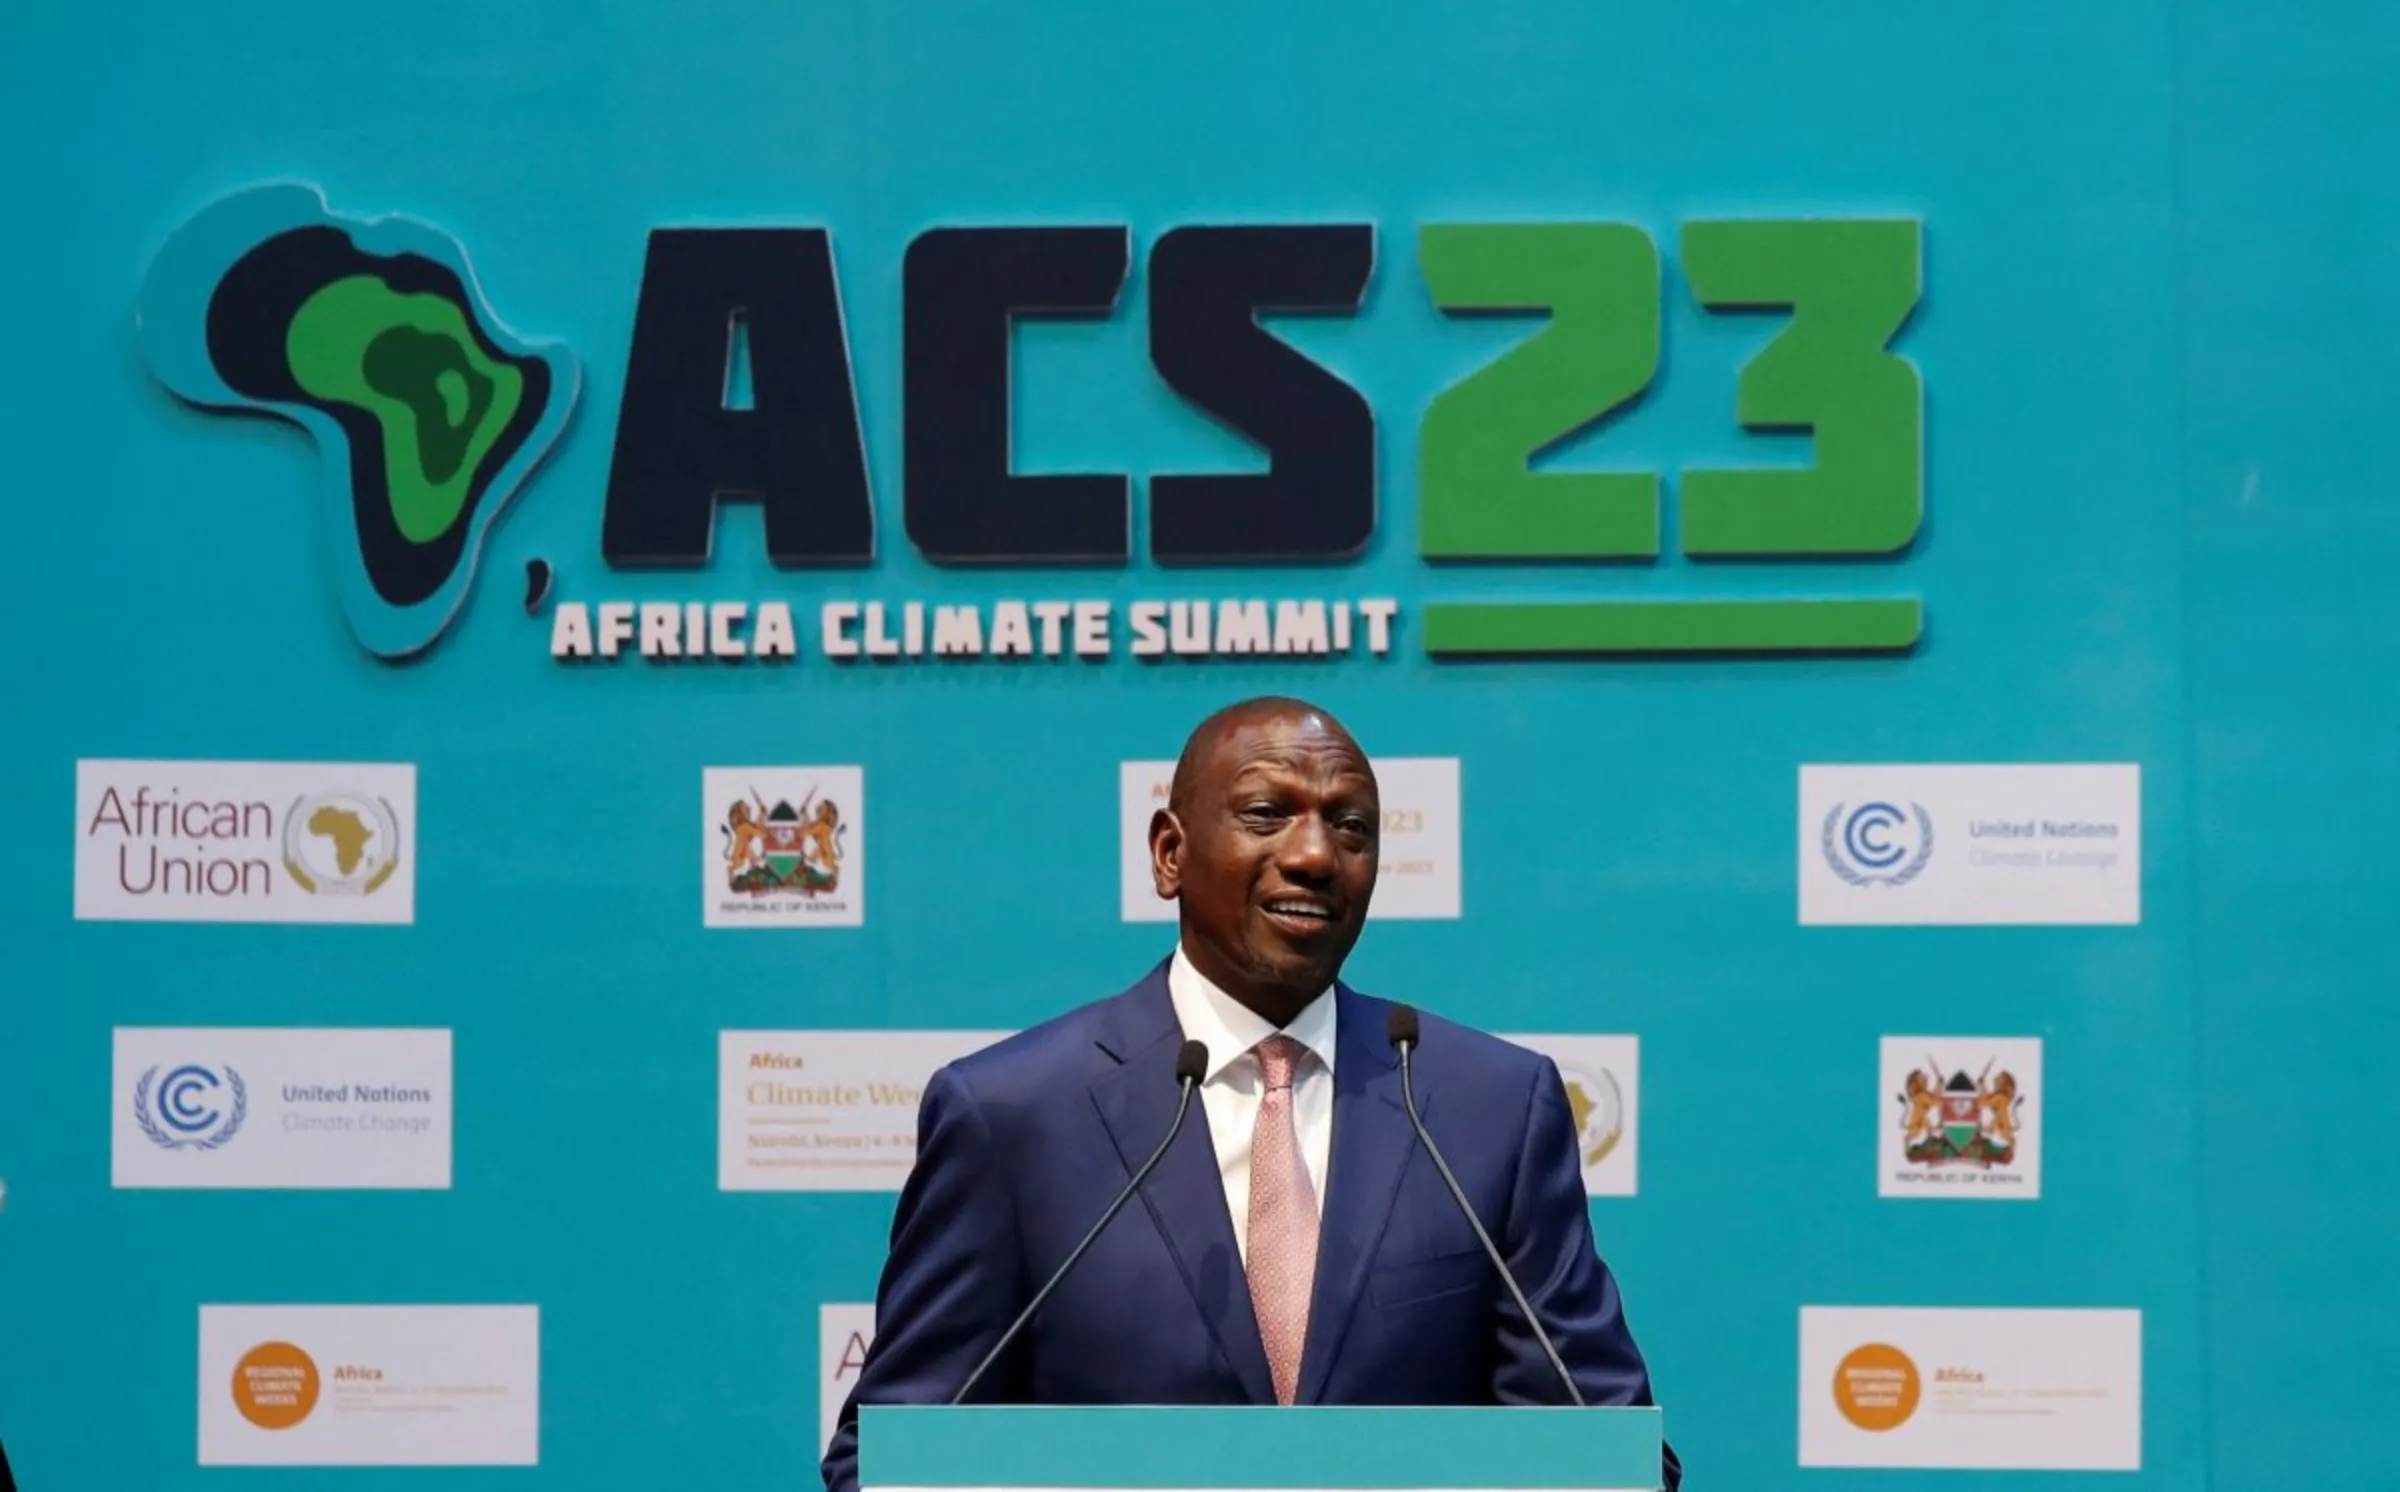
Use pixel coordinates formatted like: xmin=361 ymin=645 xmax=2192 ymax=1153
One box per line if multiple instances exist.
xmin=1150 ymin=697 xmax=1380 ymax=1024
xmin=1168 ymin=696 xmax=1366 ymax=816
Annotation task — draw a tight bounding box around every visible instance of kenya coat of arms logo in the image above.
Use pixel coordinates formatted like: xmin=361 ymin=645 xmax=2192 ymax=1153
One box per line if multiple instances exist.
xmin=1897 ymin=1056 xmax=2024 ymax=1168
xmin=723 ymin=787 xmax=846 ymax=897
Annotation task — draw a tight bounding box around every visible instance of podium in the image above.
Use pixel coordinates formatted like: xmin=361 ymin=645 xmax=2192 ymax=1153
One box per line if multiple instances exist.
xmin=860 ymin=1405 xmax=1667 ymax=1492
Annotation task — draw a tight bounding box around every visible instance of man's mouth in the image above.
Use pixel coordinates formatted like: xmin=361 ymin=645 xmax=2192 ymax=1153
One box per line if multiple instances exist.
xmin=1259 ymin=895 xmax=1339 ymax=934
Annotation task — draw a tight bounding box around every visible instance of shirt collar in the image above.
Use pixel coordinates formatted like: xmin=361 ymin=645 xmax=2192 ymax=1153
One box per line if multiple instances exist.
xmin=1166 ymin=943 xmax=1338 ymax=1083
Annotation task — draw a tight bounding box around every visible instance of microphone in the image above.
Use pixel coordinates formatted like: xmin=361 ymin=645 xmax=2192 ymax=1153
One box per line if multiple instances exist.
xmin=1387 ymin=1004 xmax=1585 ymax=1407
xmin=949 ymin=1039 xmax=1210 ymax=1405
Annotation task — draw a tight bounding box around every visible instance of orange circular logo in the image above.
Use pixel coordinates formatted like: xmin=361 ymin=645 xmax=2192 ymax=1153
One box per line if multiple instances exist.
xmin=232 ymin=1341 xmax=320 ymax=1430
xmin=1833 ymin=1342 xmax=1920 ymax=1431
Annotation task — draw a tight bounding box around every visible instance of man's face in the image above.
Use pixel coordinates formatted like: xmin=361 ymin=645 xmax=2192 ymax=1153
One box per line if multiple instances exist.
xmin=1151 ymin=710 xmax=1380 ymax=1011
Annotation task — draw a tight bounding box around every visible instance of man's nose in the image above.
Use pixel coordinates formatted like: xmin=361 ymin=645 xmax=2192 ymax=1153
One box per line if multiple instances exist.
xmin=1277 ymin=813 xmax=1336 ymax=879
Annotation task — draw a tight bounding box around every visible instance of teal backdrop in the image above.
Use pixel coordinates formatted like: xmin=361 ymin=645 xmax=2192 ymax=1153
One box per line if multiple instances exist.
xmin=3 ymin=1 xmax=2396 ymax=1489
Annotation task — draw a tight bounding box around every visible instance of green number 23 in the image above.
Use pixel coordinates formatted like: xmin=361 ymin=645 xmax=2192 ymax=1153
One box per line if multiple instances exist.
xmin=1418 ymin=218 xmax=1922 ymax=560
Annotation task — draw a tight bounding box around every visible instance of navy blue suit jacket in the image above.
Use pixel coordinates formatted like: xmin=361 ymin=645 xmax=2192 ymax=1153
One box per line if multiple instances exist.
xmin=822 ymin=966 xmax=1679 ymax=1491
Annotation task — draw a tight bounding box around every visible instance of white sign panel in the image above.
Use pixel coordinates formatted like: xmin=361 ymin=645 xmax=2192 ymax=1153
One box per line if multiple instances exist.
xmin=1799 ymin=1306 xmax=2142 ymax=1470
xmin=821 ymin=1303 xmax=875 ymax=1454
xmin=1501 ymin=1035 xmax=1640 ymax=1197
xmin=76 ymin=760 xmax=415 ymax=924
xmin=199 ymin=1305 xmax=539 ymax=1466
xmin=1877 ymin=1036 xmax=2043 ymax=1200
xmin=721 ymin=1031 xmax=1005 ymax=1191
xmin=1120 ymin=756 xmax=1462 ymax=922
xmin=704 ymin=765 xmax=865 ymax=928
xmin=114 ymin=1027 xmax=452 ymax=1189
xmin=1800 ymin=764 xmax=2140 ymax=925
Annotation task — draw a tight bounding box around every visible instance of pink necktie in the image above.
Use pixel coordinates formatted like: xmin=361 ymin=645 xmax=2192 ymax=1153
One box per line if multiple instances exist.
xmin=1247 ymin=1034 xmax=1321 ymax=1406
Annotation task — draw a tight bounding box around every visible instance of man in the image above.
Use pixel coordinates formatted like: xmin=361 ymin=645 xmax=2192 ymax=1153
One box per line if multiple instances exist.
xmin=822 ymin=697 xmax=1679 ymax=1491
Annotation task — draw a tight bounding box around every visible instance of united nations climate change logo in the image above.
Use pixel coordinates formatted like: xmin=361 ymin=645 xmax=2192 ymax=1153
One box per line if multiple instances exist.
xmin=1558 ymin=1065 xmax=1624 ymax=1168
xmin=282 ymin=791 xmax=402 ymax=896
xmin=137 ymin=183 xmax=580 ymax=660
xmin=136 ymin=1063 xmax=248 ymax=1151
xmin=722 ymin=786 xmax=848 ymax=897
xmin=1821 ymin=801 xmax=1934 ymax=887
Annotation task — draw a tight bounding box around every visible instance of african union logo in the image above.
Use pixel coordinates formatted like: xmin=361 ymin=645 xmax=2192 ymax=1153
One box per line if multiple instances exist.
xmin=1558 ymin=1065 xmax=1624 ymax=1168
xmin=1821 ymin=801 xmax=1933 ymax=887
xmin=137 ymin=183 xmax=580 ymax=660
xmin=135 ymin=1063 xmax=249 ymax=1151
xmin=282 ymin=791 xmax=402 ymax=896
xmin=723 ymin=785 xmax=848 ymax=898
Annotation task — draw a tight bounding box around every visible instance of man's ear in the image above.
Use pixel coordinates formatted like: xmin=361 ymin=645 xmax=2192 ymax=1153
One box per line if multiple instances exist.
xmin=1148 ymin=808 xmax=1185 ymax=900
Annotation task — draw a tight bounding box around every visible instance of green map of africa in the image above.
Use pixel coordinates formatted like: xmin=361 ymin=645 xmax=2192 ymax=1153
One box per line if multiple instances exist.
xmin=307 ymin=804 xmax=373 ymax=875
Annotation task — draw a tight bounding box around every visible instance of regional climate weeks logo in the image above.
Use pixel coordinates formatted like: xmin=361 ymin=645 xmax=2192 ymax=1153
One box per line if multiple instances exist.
xmin=138 ymin=184 xmax=579 ymax=660
xmin=232 ymin=1342 xmax=322 ymax=1430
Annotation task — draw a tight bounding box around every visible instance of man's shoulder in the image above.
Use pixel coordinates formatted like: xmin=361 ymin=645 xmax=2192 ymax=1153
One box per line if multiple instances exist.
xmin=948 ymin=999 xmax=1109 ymax=1078
xmin=1339 ymin=984 xmax=1551 ymax=1088
xmin=938 ymin=968 xmax=1164 ymax=1100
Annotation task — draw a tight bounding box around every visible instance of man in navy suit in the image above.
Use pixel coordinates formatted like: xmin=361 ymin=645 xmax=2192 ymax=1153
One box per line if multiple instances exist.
xmin=823 ymin=697 xmax=1678 ymax=1491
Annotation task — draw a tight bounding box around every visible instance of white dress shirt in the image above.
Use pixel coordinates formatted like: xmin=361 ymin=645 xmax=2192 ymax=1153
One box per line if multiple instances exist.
xmin=1165 ymin=944 xmax=1337 ymax=1265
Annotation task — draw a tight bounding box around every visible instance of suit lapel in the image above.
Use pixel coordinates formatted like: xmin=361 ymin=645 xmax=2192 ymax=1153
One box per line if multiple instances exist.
xmin=1295 ymin=984 xmax=1420 ymax=1405
xmin=1089 ymin=970 xmax=1277 ymax=1405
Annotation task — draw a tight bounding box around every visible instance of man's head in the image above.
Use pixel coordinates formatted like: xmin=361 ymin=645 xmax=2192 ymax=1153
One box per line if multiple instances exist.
xmin=1149 ymin=696 xmax=1380 ymax=1025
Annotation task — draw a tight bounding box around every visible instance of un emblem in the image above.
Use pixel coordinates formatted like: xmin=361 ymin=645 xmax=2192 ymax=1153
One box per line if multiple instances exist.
xmin=135 ymin=1063 xmax=249 ymax=1151
xmin=1821 ymin=801 xmax=1934 ymax=887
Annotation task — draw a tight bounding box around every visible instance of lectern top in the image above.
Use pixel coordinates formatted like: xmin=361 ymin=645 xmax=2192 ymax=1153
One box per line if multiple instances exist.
xmin=858 ymin=1405 xmax=1665 ymax=1492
